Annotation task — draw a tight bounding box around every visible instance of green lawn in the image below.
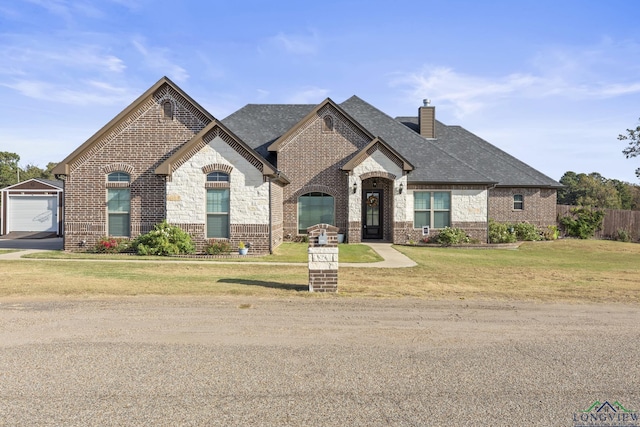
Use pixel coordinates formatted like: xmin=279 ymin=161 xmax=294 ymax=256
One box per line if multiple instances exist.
xmin=21 ymin=242 xmax=382 ymax=263
xmin=3 ymin=239 xmax=639 ymax=302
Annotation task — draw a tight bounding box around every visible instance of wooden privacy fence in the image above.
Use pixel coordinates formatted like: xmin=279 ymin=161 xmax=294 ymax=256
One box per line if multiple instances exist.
xmin=557 ymin=205 xmax=640 ymax=239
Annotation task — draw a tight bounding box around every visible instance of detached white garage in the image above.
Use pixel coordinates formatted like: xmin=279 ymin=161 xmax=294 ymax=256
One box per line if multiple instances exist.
xmin=1 ymin=179 xmax=63 ymax=236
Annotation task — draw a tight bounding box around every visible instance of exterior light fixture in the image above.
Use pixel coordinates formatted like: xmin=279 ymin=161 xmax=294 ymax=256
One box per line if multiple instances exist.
xmin=399 ymin=183 xmax=404 ymax=194
xmin=372 ymin=179 xmax=377 ymax=188
xmin=352 ymin=182 xmax=357 ymax=194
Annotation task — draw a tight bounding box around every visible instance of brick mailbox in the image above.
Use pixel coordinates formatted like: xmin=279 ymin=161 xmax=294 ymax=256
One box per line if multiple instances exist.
xmin=307 ymin=224 xmax=339 ymax=292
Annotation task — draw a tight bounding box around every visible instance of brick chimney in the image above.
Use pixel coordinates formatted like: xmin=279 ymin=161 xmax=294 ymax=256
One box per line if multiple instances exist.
xmin=418 ymin=99 xmax=435 ymax=139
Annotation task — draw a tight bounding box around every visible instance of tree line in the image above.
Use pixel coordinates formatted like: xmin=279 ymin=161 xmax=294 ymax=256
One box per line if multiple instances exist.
xmin=0 ymin=151 xmax=57 ymax=190
xmin=558 ymin=171 xmax=640 ymax=210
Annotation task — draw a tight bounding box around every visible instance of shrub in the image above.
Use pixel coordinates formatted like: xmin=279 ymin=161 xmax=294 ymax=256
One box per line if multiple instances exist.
xmin=204 ymin=240 xmax=232 ymax=255
xmin=132 ymin=221 xmax=195 ymax=256
xmin=559 ymin=207 xmax=605 ymax=239
xmin=435 ymin=227 xmax=471 ymax=246
xmin=543 ymin=225 xmax=559 ymax=241
xmin=513 ymin=222 xmax=542 ymax=241
xmin=94 ymin=236 xmax=130 ymax=253
xmin=613 ymin=229 xmax=633 ymax=243
xmin=488 ymin=220 xmax=517 ymax=244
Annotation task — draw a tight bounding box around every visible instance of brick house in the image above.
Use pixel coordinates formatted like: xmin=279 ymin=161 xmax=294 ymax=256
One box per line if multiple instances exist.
xmin=52 ymin=77 xmax=561 ymax=252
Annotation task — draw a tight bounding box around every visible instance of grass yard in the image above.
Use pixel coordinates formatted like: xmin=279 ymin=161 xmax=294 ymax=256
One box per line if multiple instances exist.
xmin=22 ymin=242 xmax=382 ymax=264
xmin=2 ymin=239 xmax=639 ymax=302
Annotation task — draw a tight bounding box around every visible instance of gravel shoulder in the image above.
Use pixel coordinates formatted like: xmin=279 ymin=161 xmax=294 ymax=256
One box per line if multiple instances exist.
xmin=1 ymin=296 xmax=639 ymax=426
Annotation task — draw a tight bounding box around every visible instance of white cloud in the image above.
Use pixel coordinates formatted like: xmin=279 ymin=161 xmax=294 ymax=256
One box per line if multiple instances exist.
xmin=392 ymin=39 xmax=640 ymax=119
xmin=131 ymin=37 xmax=189 ymax=82
xmin=2 ymin=79 xmax=133 ymax=105
xmin=268 ymin=31 xmax=320 ymax=55
xmin=285 ymin=87 xmax=329 ymax=104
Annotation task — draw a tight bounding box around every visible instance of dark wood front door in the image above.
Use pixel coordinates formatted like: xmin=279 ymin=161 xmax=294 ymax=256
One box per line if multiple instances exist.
xmin=362 ymin=190 xmax=383 ymax=239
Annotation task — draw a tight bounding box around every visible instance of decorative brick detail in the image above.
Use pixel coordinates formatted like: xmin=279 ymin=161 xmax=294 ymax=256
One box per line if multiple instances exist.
xmin=103 ymin=163 xmax=135 ymax=174
xmin=278 ymin=106 xmax=371 ymax=238
xmin=62 ymin=84 xmax=209 ymax=251
xmin=201 ymin=163 xmax=233 ymax=175
xmin=359 ymin=171 xmax=397 ymax=181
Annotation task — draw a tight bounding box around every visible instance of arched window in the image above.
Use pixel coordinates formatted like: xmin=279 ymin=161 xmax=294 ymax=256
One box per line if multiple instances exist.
xmin=107 ymin=172 xmax=130 ymax=182
xmin=298 ymin=192 xmax=334 ymax=234
xmin=322 ymin=115 xmax=334 ymax=132
xmin=206 ymin=172 xmax=230 ymax=182
xmin=163 ymin=101 xmax=173 ymax=119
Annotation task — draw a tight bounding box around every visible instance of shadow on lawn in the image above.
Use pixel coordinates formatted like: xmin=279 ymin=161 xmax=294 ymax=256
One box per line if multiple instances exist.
xmin=217 ymin=278 xmax=308 ymax=292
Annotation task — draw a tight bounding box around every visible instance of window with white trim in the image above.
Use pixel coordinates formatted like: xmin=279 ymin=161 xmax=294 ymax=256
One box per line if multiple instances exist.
xmin=414 ymin=191 xmax=451 ymax=229
xmin=513 ymin=194 xmax=524 ymax=210
xmin=207 ymin=189 xmax=230 ymax=238
xmin=298 ymin=192 xmax=334 ymax=234
xmin=107 ymin=188 xmax=130 ymax=237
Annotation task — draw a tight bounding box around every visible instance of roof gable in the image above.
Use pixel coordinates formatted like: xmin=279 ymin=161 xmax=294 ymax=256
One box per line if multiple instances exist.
xmin=155 ymin=119 xmax=288 ymax=184
xmin=52 ymin=76 xmax=214 ymax=177
xmin=267 ymin=98 xmax=374 ymax=152
xmin=342 ymin=137 xmax=414 ymax=172
xmin=2 ymin=178 xmax=63 ymax=191
xmin=340 ymin=96 xmax=495 ymax=184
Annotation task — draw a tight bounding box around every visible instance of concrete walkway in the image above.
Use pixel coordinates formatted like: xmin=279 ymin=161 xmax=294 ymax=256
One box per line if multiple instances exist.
xmin=0 ymin=242 xmax=417 ymax=268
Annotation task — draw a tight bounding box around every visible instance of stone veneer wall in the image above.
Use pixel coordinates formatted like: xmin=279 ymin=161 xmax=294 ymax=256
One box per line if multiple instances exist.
xmin=277 ymin=105 xmax=370 ymax=239
xmin=402 ymin=185 xmax=489 ymax=243
xmin=166 ymin=133 xmax=271 ymax=253
xmin=63 ymin=84 xmax=209 ymax=251
xmin=489 ymin=187 xmax=557 ymax=227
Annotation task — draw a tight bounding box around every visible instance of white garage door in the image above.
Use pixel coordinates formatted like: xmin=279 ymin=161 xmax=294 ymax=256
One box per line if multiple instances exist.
xmin=9 ymin=196 xmax=58 ymax=232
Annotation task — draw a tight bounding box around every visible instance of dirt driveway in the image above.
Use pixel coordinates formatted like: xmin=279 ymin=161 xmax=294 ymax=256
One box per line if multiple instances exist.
xmin=1 ymin=296 xmax=638 ymax=426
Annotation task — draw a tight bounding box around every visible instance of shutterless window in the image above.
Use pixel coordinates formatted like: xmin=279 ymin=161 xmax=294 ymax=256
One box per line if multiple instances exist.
xmin=298 ymin=192 xmax=334 ymax=234
xmin=414 ymin=191 xmax=450 ymax=228
xmin=163 ymin=101 xmax=173 ymax=119
xmin=207 ymin=189 xmax=230 ymax=238
xmin=514 ymin=194 xmax=524 ymax=210
xmin=107 ymin=188 xmax=130 ymax=237
xmin=206 ymin=172 xmax=229 ymax=182
xmin=107 ymin=172 xmax=130 ymax=182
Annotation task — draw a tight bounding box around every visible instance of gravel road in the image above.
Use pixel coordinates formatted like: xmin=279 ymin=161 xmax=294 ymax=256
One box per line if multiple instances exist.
xmin=1 ymin=296 xmax=638 ymax=426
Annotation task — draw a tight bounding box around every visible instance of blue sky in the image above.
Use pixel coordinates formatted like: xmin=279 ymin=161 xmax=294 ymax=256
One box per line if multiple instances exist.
xmin=1 ymin=0 xmax=640 ymax=183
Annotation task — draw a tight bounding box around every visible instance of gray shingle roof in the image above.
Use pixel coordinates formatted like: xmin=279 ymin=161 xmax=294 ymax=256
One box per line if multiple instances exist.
xmin=396 ymin=116 xmax=562 ymax=187
xmin=221 ymin=96 xmax=561 ymax=187
xmin=222 ymin=104 xmax=315 ymax=167
xmin=339 ymin=96 xmax=494 ymax=184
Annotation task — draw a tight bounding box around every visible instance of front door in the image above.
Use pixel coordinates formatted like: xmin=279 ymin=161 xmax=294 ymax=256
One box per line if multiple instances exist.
xmin=362 ymin=190 xmax=383 ymax=239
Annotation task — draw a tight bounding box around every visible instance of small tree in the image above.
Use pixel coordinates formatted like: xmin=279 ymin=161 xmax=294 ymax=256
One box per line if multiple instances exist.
xmin=619 ymin=118 xmax=640 ymax=180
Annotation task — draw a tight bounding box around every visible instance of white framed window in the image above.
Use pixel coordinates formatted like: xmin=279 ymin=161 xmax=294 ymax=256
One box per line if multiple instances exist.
xmin=206 ymin=172 xmax=229 ymax=182
xmin=107 ymin=188 xmax=130 ymax=237
xmin=513 ymin=194 xmax=524 ymax=210
xmin=207 ymin=189 xmax=230 ymax=238
xmin=414 ymin=191 xmax=450 ymax=229
xmin=298 ymin=192 xmax=334 ymax=234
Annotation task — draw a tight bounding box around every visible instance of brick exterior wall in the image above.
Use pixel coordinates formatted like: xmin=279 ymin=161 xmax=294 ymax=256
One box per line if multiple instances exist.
xmin=277 ymin=105 xmax=370 ymax=239
xmin=489 ymin=187 xmax=557 ymax=227
xmin=270 ymin=181 xmax=284 ymax=252
xmin=63 ymin=84 xmax=210 ymax=251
